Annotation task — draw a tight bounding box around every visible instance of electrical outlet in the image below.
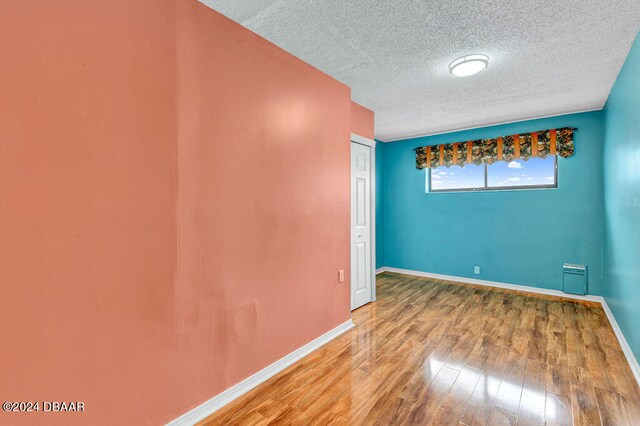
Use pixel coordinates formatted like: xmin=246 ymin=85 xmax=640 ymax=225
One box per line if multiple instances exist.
xmin=474 ymin=266 xmax=480 ymax=275
xmin=338 ymin=269 xmax=345 ymax=283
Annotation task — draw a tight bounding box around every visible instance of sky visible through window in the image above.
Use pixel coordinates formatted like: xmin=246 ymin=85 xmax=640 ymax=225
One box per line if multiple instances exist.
xmin=431 ymin=164 xmax=484 ymax=190
xmin=430 ymin=157 xmax=556 ymax=191
xmin=487 ymin=157 xmax=555 ymax=187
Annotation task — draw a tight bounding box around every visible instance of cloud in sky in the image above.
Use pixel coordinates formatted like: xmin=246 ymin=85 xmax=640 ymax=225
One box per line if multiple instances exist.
xmin=432 ymin=174 xmax=441 ymax=180
xmin=507 ymin=161 xmax=523 ymax=169
xmin=507 ymin=177 xmax=520 ymax=182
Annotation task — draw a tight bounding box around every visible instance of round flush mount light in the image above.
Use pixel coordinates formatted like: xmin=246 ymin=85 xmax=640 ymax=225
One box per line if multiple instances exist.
xmin=449 ymin=54 xmax=489 ymax=77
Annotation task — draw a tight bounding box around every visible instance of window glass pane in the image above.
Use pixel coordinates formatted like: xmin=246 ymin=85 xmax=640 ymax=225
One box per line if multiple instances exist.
xmin=430 ymin=165 xmax=484 ymax=191
xmin=486 ymin=157 xmax=555 ymax=188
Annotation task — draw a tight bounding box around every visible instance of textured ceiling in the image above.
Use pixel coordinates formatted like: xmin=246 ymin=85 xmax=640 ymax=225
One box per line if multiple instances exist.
xmin=200 ymin=0 xmax=640 ymax=141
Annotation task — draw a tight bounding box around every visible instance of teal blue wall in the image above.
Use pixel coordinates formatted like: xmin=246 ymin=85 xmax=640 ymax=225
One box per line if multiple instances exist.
xmin=379 ymin=111 xmax=604 ymax=294
xmin=603 ymin=33 xmax=640 ymax=361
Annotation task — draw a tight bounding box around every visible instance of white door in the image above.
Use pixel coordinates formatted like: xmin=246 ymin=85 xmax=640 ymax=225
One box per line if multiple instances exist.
xmin=351 ymin=142 xmax=372 ymax=310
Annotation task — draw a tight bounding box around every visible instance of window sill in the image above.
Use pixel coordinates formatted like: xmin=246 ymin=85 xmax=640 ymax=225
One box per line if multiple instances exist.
xmin=426 ymin=185 xmax=558 ymax=194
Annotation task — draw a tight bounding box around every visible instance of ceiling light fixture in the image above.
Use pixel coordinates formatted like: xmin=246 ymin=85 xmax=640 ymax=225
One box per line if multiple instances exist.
xmin=449 ymin=54 xmax=489 ymax=77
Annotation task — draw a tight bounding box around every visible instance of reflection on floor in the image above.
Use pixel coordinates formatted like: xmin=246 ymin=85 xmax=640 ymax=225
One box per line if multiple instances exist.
xmin=199 ymin=272 xmax=640 ymax=425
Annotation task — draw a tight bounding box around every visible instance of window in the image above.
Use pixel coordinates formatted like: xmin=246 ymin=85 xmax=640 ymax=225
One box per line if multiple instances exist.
xmin=428 ymin=157 xmax=557 ymax=192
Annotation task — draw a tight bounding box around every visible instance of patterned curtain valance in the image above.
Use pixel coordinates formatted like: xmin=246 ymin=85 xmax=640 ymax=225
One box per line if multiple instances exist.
xmin=415 ymin=127 xmax=576 ymax=169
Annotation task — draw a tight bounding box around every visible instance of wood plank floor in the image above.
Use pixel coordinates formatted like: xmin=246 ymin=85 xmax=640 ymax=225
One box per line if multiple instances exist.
xmin=199 ymin=272 xmax=640 ymax=425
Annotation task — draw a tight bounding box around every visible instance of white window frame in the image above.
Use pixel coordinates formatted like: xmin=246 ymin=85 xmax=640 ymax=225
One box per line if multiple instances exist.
xmin=427 ymin=157 xmax=558 ymax=193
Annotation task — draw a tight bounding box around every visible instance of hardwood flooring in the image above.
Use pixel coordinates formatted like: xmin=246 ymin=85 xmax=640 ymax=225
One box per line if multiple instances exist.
xmin=199 ymin=272 xmax=640 ymax=425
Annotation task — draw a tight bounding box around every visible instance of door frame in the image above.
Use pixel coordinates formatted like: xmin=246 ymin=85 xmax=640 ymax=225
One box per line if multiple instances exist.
xmin=350 ymin=133 xmax=377 ymax=306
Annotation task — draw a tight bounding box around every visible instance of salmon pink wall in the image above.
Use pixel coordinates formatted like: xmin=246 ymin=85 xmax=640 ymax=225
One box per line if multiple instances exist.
xmin=351 ymin=101 xmax=375 ymax=139
xmin=173 ymin=0 xmax=352 ymax=420
xmin=0 ymin=0 xmax=351 ymax=424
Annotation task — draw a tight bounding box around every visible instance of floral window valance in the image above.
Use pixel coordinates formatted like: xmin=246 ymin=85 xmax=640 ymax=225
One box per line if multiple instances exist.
xmin=415 ymin=127 xmax=576 ymax=169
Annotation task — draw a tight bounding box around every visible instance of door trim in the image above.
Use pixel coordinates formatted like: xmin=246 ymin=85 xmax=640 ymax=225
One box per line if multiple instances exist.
xmin=351 ymin=134 xmax=376 ymax=305
xmin=351 ymin=133 xmax=377 ymax=148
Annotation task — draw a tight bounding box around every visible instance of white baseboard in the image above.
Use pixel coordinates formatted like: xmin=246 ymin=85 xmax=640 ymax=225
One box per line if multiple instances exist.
xmin=376 ymin=266 xmax=603 ymax=303
xmin=167 ymin=319 xmax=355 ymax=426
xmin=376 ymin=266 xmax=640 ymax=388
xmin=600 ymin=300 xmax=640 ymax=386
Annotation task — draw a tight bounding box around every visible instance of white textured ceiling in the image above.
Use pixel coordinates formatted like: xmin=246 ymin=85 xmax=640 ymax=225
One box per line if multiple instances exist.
xmin=200 ymin=0 xmax=640 ymax=141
